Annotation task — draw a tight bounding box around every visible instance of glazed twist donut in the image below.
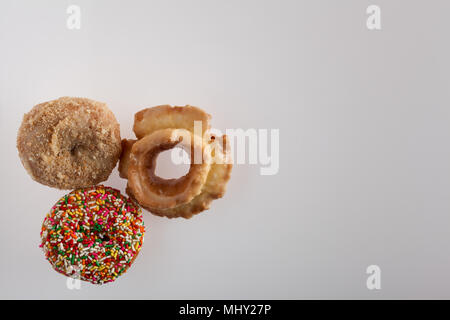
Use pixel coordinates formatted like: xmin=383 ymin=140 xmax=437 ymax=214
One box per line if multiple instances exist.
xmin=119 ymin=105 xmax=232 ymax=219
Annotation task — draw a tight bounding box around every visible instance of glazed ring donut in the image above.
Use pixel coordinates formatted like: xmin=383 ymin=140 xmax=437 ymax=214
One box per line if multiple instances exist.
xmin=126 ymin=128 xmax=211 ymax=209
xmin=40 ymin=185 xmax=145 ymax=284
xmin=119 ymin=105 xmax=232 ymax=219
xmin=17 ymin=97 xmax=121 ymax=189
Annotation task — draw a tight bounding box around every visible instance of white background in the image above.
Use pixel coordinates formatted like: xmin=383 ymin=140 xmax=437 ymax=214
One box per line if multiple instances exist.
xmin=1 ymin=0 xmax=450 ymax=299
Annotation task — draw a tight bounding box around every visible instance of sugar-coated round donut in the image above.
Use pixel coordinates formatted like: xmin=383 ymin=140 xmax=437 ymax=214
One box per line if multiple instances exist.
xmin=17 ymin=97 xmax=121 ymax=189
xmin=40 ymin=185 xmax=145 ymax=285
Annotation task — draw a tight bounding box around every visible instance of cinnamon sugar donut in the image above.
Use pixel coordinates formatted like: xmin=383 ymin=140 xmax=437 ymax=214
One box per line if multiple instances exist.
xmin=17 ymin=97 xmax=121 ymax=189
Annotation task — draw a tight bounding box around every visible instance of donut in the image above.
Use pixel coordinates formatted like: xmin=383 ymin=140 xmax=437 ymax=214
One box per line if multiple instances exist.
xmin=39 ymin=185 xmax=145 ymax=284
xmin=119 ymin=105 xmax=232 ymax=219
xmin=17 ymin=97 xmax=121 ymax=189
xmin=126 ymin=128 xmax=212 ymax=209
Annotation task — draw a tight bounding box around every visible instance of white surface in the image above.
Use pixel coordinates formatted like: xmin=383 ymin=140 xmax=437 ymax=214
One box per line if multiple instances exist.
xmin=1 ymin=0 xmax=450 ymax=299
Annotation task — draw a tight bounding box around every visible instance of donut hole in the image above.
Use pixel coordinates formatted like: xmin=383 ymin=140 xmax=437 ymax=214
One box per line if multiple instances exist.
xmin=154 ymin=147 xmax=190 ymax=180
xmin=70 ymin=144 xmax=80 ymax=156
xmin=70 ymin=143 xmax=90 ymax=157
xmin=100 ymin=234 xmax=110 ymax=242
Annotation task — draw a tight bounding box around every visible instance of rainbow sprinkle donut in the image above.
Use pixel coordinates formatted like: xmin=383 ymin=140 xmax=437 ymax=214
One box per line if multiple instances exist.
xmin=40 ymin=185 xmax=145 ymax=284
